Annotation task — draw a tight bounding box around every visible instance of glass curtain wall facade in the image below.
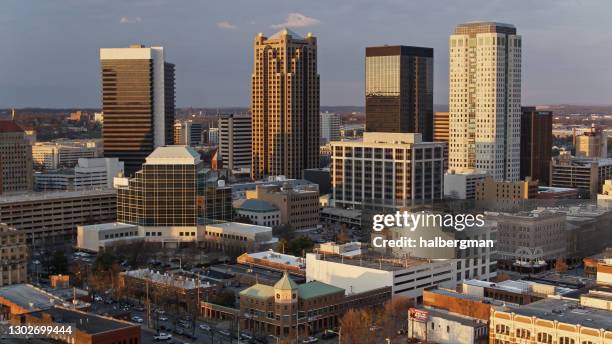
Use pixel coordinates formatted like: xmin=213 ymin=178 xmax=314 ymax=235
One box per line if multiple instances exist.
xmin=365 ymin=46 xmax=434 ymax=141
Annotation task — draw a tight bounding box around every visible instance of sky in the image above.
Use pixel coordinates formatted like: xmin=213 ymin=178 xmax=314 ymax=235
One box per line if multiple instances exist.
xmin=1 ymin=0 xmax=611 ymax=108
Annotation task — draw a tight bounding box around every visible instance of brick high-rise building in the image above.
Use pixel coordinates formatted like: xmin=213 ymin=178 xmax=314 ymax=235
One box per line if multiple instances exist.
xmin=100 ymin=45 xmax=175 ymax=175
xmin=449 ymin=22 xmax=522 ymax=181
xmin=520 ymin=107 xmax=553 ymax=185
xmin=365 ymin=45 xmax=434 ymax=140
xmin=251 ymin=29 xmax=319 ymax=180
xmin=0 ymin=121 xmax=33 ymax=194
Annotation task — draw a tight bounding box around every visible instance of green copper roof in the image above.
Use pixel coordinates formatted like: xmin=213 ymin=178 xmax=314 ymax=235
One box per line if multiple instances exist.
xmin=298 ymin=281 xmax=344 ymax=300
xmin=239 ymin=284 xmax=274 ymax=300
xmin=274 ymin=272 xmax=298 ymax=290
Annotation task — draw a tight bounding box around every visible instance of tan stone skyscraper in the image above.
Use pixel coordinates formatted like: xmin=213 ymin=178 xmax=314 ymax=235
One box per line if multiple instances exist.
xmin=251 ymin=29 xmax=320 ymax=180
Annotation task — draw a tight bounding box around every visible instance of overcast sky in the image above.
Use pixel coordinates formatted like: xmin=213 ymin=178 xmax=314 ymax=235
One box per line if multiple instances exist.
xmin=2 ymin=0 xmax=611 ymax=108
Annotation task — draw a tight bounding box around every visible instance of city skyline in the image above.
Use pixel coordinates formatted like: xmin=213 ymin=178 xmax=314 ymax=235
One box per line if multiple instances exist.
xmin=3 ymin=0 xmax=612 ymax=108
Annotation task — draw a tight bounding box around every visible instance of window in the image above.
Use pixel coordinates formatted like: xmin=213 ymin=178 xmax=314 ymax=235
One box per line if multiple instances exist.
xmin=537 ymin=333 xmax=552 ymax=344
xmin=559 ymin=338 xmax=575 ymax=344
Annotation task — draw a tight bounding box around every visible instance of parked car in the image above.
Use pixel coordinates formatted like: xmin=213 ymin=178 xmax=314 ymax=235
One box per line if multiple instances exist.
xmin=154 ymin=333 xmax=172 ymax=341
xmin=218 ymin=330 xmax=230 ymax=337
xmin=322 ymin=330 xmax=338 ymax=339
xmin=199 ymin=324 xmax=211 ymax=331
xmin=131 ymin=316 xmax=143 ymax=323
xmin=302 ymin=337 xmax=318 ymax=343
xmin=159 ymin=316 xmax=168 ymax=321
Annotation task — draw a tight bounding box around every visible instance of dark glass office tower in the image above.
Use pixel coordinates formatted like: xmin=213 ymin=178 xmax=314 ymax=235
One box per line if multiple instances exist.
xmin=520 ymin=107 xmax=553 ymax=185
xmin=365 ymin=46 xmax=433 ymax=141
xmin=100 ymin=45 xmax=175 ymax=176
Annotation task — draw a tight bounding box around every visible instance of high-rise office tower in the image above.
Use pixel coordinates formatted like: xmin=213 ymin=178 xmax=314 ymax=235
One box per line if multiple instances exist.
xmin=520 ymin=107 xmax=552 ymax=185
xmin=218 ymin=114 xmax=252 ymax=171
xmin=433 ymin=111 xmax=449 ymax=143
xmin=449 ymin=22 xmax=522 ymax=181
xmin=0 ymin=121 xmax=33 ymax=194
xmin=100 ymin=44 xmax=175 ymax=176
xmin=174 ymin=120 xmax=204 ymax=146
xmin=251 ymin=29 xmax=320 ymax=180
xmin=320 ymin=112 xmax=341 ymax=143
xmin=365 ymin=46 xmax=434 ymax=140
xmin=331 ymin=133 xmax=446 ymax=209
xmin=576 ymin=126 xmax=608 ymax=159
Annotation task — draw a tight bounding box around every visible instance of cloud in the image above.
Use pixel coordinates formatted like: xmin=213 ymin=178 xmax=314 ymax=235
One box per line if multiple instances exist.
xmin=120 ymin=16 xmax=142 ymax=24
xmin=217 ymin=21 xmax=238 ymax=30
xmin=271 ymin=13 xmax=320 ymax=29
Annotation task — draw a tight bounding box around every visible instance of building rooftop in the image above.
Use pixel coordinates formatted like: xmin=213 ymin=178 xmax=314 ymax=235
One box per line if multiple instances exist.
xmin=0 ymin=284 xmax=67 ymax=312
xmin=145 ymin=145 xmax=201 ymax=165
xmin=0 ymin=120 xmax=24 ymax=133
xmin=310 ymin=252 xmax=436 ymax=272
xmin=298 ymin=281 xmax=344 ymax=300
xmin=463 ymin=279 xmax=575 ymax=296
xmin=27 ymin=306 xmax=136 ymax=334
xmin=320 ymin=207 xmax=361 ymax=219
xmin=123 ymin=269 xmax=208 ymax=290
xmin=234 ymin=199 xmax=278 ymax=212
xmin=274 ymin=272 xmax=298 ymax=290
xmin=240 ymin=284 xmax=274 ymax=300
xmin=240 ymin=278 xmax=344 ymax=301
xmin=242 ymin=250 xmax=305 ymax=269
xmin=0 ymin=188 xmax=116 ymax=204
xmin=79 ymin=222 xmax=137 ymax=232
xmin=206 ymin=222 xmax=272 ymax=236
xmin=503 ymin=298 xmax=612 ymax=331
xmin=268 ymin=28 xmax=305 ymax=40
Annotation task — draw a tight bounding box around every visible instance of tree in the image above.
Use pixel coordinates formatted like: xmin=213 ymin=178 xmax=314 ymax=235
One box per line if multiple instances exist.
xmin=340 ymin=308 xmax=373 ymax=344
xmin=287 ymin=236 xmax=314 ymax=257
xmin=379 ymin=296 xmax=412 ymax=339
xmin=273 ymin=224 xmax=295 ymax=241
xmin=211 ymin=289 xmax=236 ymax=307
xmin=94 ymin=250 xmax=117 ymax=272
xmin=50 ymin=250 xmax=69 ymax=275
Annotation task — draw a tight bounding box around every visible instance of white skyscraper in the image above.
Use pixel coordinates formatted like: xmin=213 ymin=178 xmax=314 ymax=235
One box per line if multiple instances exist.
xmin=449 ymin=22 xmax=522 ymax=181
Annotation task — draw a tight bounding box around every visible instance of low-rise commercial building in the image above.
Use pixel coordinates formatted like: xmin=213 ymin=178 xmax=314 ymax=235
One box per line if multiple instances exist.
xmin=76 ymin=223 xmax=141 ymax=252
xmin=490 ymin=297 xmax=612 ymax=344
xmin=494 ymin=210 xmax=567 ymax=272
xmin=18 ymin=306 xmax=140 ymax=344
xmin=202 ymin=222 xmax=277 ymax=253
xmin=246 ymin=183 xmax=319 ymax=230
xmin=34 ymin=169 xmax=75 ymax=191
xmin=305 ymin=252 xmax=455 ymax=300
xmin=32 ymin=140 xmax=101 ymax=169
xmin=119 ymin=268 xmax=217 ymax=314
xmin=233 ymin=199 xmax=281 ymax=227
xmin=320 ymin=207 xmax=362 ymax=228
xmin=239 ymin=272 xmax=391 ymax=341
xmin=237 ymin=250 xmax=305 ymax=276
xmin=0 ymin=224 xmax=27 ymax=287
xmin=550 ymin=154 xmax=612 ymax=198
xmin=598 ymin=179 xmax=612 ymax=209
xmin=444 ymin=169 xmax=488 ymax=200
xmin=475 ymin=175 xmax=538 ymax=203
